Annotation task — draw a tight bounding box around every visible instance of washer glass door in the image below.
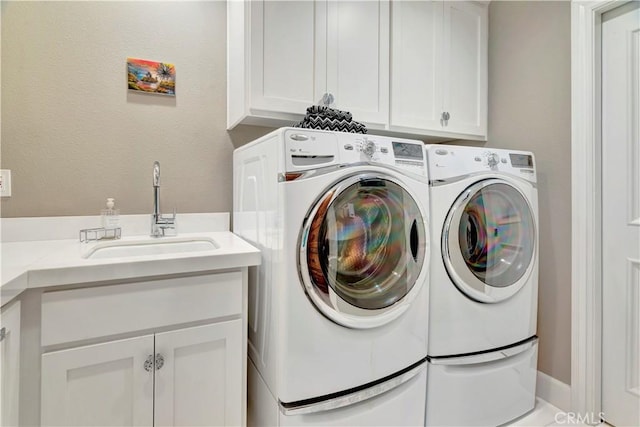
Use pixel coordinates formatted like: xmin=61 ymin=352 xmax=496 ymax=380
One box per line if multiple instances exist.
xmin=300 ymin=174 xmax=426 ymax=328
xmin=443 ymin=179 xmax=536 ymax=303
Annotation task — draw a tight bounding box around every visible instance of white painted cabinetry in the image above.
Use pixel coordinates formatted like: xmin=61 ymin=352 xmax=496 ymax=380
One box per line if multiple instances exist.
xmin=41 ymin=335 xmax=155 ymax=426
xmin=41 ymin=322 xmax=242 ymax=426
xmin=40 ymin=273 xmax=246 ymax=426
xmin=228 ymin=0 xmax=488 ymax=141
xmin=390 ymin=0 xmax=488 ymax=140
xmin=1 ymin=300 xmax=21 ymax=427
xmin=154 ymin=321 xmax=242 ymax=427
xmin=228 ymin=0 xmax=389 ymax=129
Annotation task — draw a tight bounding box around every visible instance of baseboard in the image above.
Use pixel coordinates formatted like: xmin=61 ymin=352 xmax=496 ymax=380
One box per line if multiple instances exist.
xmin=537 ymin=370 xmax=571 ymax=412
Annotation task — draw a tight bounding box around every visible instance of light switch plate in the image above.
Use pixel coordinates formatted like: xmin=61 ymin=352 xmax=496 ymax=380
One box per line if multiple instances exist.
xmin=0 ymin=169 xmax=12 ymax=197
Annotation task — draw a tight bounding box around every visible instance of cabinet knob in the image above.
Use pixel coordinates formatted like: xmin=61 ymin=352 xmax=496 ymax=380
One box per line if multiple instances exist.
xmin=441 ymin=112 xmax=451 ymax=127
xmin=144 ymin=354 xmax=154 ymax=372
xmin=155 ymin=353 xmax=165 ymax=371
xmin=322 ymin=93 xmax=335 ymax=106
xmin=144 ymin=353 xmax=165 ymax=371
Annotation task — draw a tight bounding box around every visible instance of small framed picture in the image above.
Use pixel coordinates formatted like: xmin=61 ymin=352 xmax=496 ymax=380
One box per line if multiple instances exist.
xmin=127 ymin=57 xmax=175 ymax=96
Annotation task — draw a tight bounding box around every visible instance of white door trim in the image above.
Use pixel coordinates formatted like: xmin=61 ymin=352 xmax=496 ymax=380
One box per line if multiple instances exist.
xmin=570 ymin=0 xmax=631 ymax=420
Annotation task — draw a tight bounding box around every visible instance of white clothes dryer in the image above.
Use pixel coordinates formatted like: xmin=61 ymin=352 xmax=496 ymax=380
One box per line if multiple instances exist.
xmin=234 ymin=128 xmax=431 ymax=425
xmin=424 ymin=145 xmax=539 ymax=426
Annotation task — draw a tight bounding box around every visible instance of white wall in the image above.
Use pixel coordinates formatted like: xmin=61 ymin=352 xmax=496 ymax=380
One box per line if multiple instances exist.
xmin=1 ymin=1 xmax=273 ymax=218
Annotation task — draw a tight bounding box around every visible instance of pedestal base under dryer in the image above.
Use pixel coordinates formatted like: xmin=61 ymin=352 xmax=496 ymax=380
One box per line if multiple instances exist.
xmin=249 ymin=359 xmax=427 ymax=427
xmin=426 ymin=337 xmax=538 ymax=426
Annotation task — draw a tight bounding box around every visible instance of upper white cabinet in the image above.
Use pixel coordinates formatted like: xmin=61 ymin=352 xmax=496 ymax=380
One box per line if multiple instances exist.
xmin=228 ymin=0 xmax=487 ymax=141
xmin=228 ymin=0 xmax=389 ymax=129
xmin=326 ymin=1 xmax=389 ymax=126
xmin=390 ymin=1 xmax=443 ymax=133
xmin=390 ymin=0 xmax=488 ymax=140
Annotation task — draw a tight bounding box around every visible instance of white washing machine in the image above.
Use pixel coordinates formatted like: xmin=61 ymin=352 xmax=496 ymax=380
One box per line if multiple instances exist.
xmin=234 ymin=128 xmax=431 ymax=426
xmin=424 ymin=145 xmax=539 ymax=427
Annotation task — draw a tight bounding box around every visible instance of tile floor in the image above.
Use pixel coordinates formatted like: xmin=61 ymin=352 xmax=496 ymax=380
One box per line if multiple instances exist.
xmin=508 ymin=398 xmax=606 ymax=427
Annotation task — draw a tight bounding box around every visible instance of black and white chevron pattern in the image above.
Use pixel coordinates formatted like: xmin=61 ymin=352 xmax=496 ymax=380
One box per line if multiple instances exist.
xmin=294 ymin=106 xmax=367 ymax=134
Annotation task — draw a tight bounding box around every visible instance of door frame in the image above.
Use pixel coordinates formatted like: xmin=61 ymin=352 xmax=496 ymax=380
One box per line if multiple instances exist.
xmin=570 ymin=0 xmax=632 ymax=420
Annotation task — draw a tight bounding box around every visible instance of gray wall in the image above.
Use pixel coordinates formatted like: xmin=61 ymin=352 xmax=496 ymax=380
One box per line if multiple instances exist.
xmin=485 ymin=0 xmax=572 ymax=384
xmin=1 ymin=1 xmax=273 ymax=218
xmin=1 ymin=1 xmax=572 ymax=385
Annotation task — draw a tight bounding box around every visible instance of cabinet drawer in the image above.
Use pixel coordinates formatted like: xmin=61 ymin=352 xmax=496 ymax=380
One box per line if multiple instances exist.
xmin=42 ymin=272 xmax=242 ymax=347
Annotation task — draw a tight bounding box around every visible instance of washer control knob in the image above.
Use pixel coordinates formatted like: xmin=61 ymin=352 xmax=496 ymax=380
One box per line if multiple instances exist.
xmin=361 ymin=139 xmax=377 ymax=158
xmin=487 ymin=152 xmax=500 ymax=168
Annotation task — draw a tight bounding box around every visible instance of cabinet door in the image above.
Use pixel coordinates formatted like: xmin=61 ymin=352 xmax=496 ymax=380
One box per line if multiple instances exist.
xmin=41 ymin=335 xmax=154 ymax=427
xmin=327 ymin=0 xmax=389 ymax=126
xmin=442 ymin=0 xmax=488 ymax=136
xmin=1 ymin=300 xmax=21 ymax=427
xmin=154 ymin=320 xmax=243 ymax=427
xmin=390 ymin=0 xmax=443 ymax=131
xmin=250 ymin=0 xmax=326 ymax=116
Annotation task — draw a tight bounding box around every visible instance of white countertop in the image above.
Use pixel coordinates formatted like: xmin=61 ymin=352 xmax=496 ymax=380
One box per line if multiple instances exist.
xmin=1 ymin=215 xmax=261 ymax=307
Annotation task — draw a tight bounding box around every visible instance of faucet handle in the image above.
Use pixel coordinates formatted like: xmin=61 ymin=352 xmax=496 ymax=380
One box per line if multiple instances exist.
xmin=162 ymin=210 xmax=178 ymax=236
xmin=161 ymin=208 xmax=177 ymax=225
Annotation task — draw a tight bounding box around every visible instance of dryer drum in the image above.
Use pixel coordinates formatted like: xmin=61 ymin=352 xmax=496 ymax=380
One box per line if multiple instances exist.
xmin=453 ymin=182 xmax=535 ymax=289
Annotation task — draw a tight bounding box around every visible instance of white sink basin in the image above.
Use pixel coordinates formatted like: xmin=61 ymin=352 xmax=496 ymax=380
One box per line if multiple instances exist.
xmin=83 ymin=237 xmax=219 ymax=259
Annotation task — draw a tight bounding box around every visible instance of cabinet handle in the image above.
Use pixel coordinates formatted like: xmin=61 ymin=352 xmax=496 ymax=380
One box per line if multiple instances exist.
xmin=144 ymin=354 xmax=154 ymax=372
xmin=0 ymin=327 xmax=6 ymax=342
xmin=154 ymin=353 xmax=165 ymax=371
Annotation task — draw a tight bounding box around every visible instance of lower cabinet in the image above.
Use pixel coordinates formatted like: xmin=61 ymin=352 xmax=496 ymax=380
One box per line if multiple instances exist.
xmin=39 ymin=272 xmax=247 ymax=427
xmin=41 ymin=320 xmax=242 ymax=427
xmin=1 ymin=300 xmax=21 ymax=427
xmin=155 ymin=321 xmax=242 ymax=427
xmin=41 ymin=334 xmax=155 ymax=426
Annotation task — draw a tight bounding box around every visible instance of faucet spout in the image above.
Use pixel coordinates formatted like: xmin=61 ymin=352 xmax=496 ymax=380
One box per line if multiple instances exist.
xmin=151 ymin=161 xmax=177 ymax=237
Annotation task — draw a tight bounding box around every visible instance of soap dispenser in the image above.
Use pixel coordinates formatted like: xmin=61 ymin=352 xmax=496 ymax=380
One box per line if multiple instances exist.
xmin=101 ymin=198 xmax=121 ymax=229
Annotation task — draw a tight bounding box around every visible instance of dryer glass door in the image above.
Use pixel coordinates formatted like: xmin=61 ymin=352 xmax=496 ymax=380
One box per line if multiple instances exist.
xmin=300 ymin=174 xmax=427 ymax=328
xmin=443 ymin=179 xmax=536 ymax=303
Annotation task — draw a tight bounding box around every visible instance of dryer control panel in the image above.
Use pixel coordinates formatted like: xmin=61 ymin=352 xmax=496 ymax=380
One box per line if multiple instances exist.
xmin=284 ymin=129 xmax=428 ymax=178
xmin=426 ymin=145 xmax=537 ymax=183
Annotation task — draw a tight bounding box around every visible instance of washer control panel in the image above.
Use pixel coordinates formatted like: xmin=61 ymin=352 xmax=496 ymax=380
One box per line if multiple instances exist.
xmin=283 ymin=129 xmax=427 ymax=177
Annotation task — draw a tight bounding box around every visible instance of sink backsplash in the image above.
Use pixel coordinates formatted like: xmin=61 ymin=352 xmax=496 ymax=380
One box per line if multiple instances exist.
xmin=0 ymin=213 xmax=229 ymax=242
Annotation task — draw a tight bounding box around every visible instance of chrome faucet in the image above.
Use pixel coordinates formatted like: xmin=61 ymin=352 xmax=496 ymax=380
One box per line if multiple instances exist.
xmin=151 ymin=161 xmax=177 ymax=237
